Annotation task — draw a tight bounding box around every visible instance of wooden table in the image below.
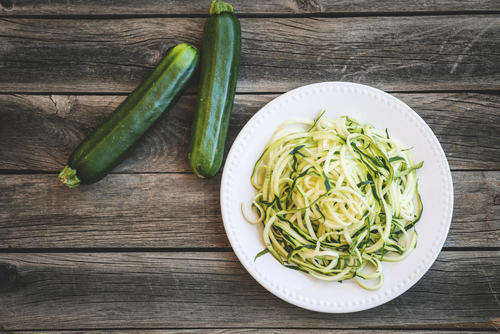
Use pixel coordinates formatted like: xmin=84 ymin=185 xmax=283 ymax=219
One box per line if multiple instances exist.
xmin=1 ymin=1 xmax=499 ymax=332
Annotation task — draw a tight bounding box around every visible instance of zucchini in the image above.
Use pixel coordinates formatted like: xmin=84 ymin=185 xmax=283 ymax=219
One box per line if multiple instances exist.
xmin=188 ymin=0 xmax=241 ymax=178
xmin=59 ymin=43 xmax=199 ymax=188
xmin=242 ymin=113 xmax=424 ymax=290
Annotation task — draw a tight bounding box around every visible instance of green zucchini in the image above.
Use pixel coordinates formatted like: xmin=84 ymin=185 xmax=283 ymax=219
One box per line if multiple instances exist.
xmin=188 ymin=0 xmax=241 ymax=178
xmin=243 ymin=113 xmax=424 ymax=290
xmin=59 ymin=43 xmax=199 ymax=188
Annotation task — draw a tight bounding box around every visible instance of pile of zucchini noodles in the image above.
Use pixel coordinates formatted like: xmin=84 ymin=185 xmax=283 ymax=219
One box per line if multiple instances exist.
xmin=242 ymin=111 xmax=423 ymax=290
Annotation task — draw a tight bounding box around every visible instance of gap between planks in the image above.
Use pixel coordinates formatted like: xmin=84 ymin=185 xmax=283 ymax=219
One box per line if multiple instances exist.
xmin=1 ymin=10 xmax=500 ymax=19
xmin=0 ymin=90 xmax=499 ymax=96
xmin=0 ymin=247 xmax=498 ymax=253
xmin=0 ymin=328 xmax=497 ymax=333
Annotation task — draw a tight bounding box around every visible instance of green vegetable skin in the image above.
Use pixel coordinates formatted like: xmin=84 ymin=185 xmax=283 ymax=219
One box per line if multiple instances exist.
xmin=59 ymin=43 xmax=199 ymax=188
xmin=188 ymin=1 xmax=241 ymax=178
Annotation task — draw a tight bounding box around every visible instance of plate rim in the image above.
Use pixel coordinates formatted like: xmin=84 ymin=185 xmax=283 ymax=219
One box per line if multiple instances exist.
xmin=220 ymin=81 xmax=454 ymax=313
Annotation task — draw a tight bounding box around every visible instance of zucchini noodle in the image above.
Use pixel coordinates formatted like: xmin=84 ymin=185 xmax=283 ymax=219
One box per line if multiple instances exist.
xmin=243 ymin=111 xmax=423 ymax=290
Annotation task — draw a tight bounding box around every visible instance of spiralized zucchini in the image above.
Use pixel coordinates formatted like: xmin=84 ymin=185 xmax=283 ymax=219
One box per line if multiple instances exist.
xmin=243 ymin=111 xmax=423 ymax=290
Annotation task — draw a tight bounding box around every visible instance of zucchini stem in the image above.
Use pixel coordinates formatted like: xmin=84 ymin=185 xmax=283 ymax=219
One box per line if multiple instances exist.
xmin=209 ymin=0 xmax=234 ymax=15
xmin=58 ymin=165 xmax=81 ymax=188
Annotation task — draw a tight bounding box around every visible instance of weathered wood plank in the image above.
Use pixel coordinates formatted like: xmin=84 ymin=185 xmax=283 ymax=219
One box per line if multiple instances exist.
xmin=0 ymin=171 xmax=497 ymax=248
xmin=0 ymin=16 xmax=498 ymax=93
xmin=0 ymin=93 xmax=498 ymax=172
xmin=9 ymin=331 xmax=497 ymax=334
xmin=1 ymin=0 xmax=499 ymax=16
xmin=0 ymin=251 xmax=498 ymax=329
xmin=0 ymin=173 xmax=224 ymax=248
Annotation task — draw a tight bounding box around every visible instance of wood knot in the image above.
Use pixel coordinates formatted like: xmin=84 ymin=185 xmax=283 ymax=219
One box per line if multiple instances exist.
xmin=49 ymin=95 xmax=76 ymax=117
xmin=0 ymin=263 xmax=18 ymax=291
xmin=0 ymin=0 xmax=13 ymax=10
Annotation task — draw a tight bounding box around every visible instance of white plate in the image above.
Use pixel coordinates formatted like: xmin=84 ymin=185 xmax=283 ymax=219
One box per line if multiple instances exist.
xmin=220 ymin=82 xmax=453 ymax=313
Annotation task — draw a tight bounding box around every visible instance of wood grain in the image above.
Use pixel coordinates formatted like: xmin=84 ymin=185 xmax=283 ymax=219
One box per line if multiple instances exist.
xmin=0 ymin=16 xmax=498 ymax=93
xmin=0 ymin=251 xmax=498 ymax=330
xmin=1 ymin=0 xmax=499 ymax=16
xmin=0 ymin=2 xmax=498 ymax=331
xmin=1 ymin=93 xmax=498 ymax=172
xmin=9 ymin=331 xmax=498 ymax=334
xmin=0 ymin=171 xmax=497 ymax=249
